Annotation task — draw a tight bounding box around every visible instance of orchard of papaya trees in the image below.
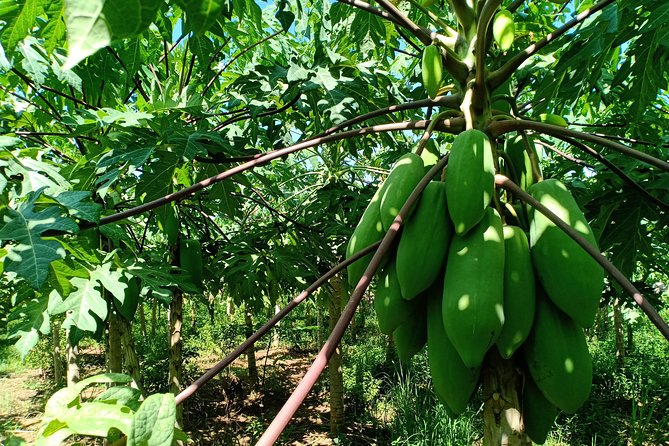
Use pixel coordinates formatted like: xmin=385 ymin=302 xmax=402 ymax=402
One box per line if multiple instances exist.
xmin=0 ymin=0 xmax=668 ymax=444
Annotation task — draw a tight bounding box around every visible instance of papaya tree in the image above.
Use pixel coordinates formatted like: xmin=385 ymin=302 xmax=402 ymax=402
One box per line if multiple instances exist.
xmin=0 ymin=0 xmax=668 ymax=445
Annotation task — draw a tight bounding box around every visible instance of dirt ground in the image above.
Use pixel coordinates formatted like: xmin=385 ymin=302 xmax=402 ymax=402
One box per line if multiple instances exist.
xmin=0 ymin=346 xmax=383 ymax=445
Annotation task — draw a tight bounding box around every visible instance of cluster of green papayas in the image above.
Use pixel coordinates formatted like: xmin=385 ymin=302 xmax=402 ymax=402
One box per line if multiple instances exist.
xmin=345 ymin=128 xmax=605 ymax=443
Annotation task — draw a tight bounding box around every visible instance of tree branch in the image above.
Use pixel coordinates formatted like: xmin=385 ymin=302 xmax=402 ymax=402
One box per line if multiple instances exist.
xmin=487 ymin=119 xmax=669 ymax=172
xmin=174 ymin=240 xmax=382 ymax=405
xmin=495 ymin=174 xmax=669 ymax=342
xmin=256 ymin=154 xmax=451 ymax=445
xmin=337 ymin=0 xmax=403 ymax=26
xmin=212 ymin=93 xmax=301 ymax=131
xmin=535 ymin=139 xmax=594 ymax=169
xmin=448 ymin=0 xmax=476 ymax=33
xmin=559 ymin=136 xmax=669 ymax=213
xmin=487 ymin=0 xmax=616 ymax=90
xmin=64 ymin=118 xmax=465 ymax=233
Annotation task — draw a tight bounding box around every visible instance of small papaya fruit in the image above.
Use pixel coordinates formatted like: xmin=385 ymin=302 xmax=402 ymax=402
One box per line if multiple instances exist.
xmin=393 ymin=296 xmax=428 ymax=362
xmin=538 ymin=113 xmax=568 ymax=127
xmin=442 ymin=207 xmax=505 ymax=368
xmin=523 ymin=290 xmax=592 ymax=413
xmin=422 ymin=44 xmax=443 ymax=100
xmin=522 ymin=372 xmax=559 ymax=445
xmin=496 ymin=225 xmax=535 ymax=359
xmin=374 ymin=260 xmax=413 ymax=335
xmin=396 ymin=181 xmax=453 ymax=300
xmin=504 ymin=134 xmax=540 ymax=191
xmin=379 ymin=153 xmax=425 ymax=231
xmin=180 ymin=238 xmax=203 ymax=287
xmin=528 ymin=179 xmax=604 ymax=327
xmin=427 ymin=279 xmax=480 ymax=415
xmin=445 ymin=130 xmax=496 ymax=235
xmin=492 ymin=9 xmax=515 ymax=51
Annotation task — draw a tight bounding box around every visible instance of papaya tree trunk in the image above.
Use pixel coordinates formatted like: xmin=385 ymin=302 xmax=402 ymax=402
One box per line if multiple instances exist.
xmin=139 ymin=302 xmax=147 ymax=338
xmin=151 ymin=296 xmax=157 ymax=337
xmin=272 ymin=301 xmax=281 ymax=349
xmin=328 ymin=275 xmax=345 ymax=435
xmin=119 ymin=316 xmax=144 ymax=395
xmin=244 ymin=305 xmax=258 ymax=387
xmin=482 ymin=352 xmax=531 ymax=446
xmin=613 ymin=297 xmax=625 ymax=367
xmin=385 ymin=334 xmax=396 ymax=366
xmin=107 ymin=311 xmax=123 ymax=373
xmin=169 ymin=287 xmax=184 ymax=426
xmin=66 ymin=331 xmax=79 ymax=387
xmin=52 ymin=319 xmax=64 ymax=387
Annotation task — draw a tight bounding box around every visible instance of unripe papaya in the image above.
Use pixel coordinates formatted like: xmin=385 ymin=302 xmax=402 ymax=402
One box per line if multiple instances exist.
xmin=115 ymin=276 xmax=141 ymax=322
xmin=522 ymin=373 xmax=558 ymax=445
xmin=523 ymin=290 xmax=592 ymax=413
xmin=393 ymin=297 xmax=427 ymax=362
xmin=528 ymin=179 xmax=604 ymax=327
xmin=346 ymin=187 xmax=385 ymax=288
xmin=442 ymin=207 xmax=505 ymax=368
xmin=492 ymin=9 xmax=515 ymax=51
xmin=162 ymin=205 xmax=179 ymax=246
xmin=504 ymin=134 xmax=540 ymax=191
xmin=427 ymin=280 xmax=480 ymax=415
xmin=445 ymin=130 xmax=496 ymax=235
xmin=180 ymin=238 xmax=203 ymax=287
xmin=421 ymin=44 xmax=443 ymax=100
xmin=538 ymin=113 xmax=568 ymax=127
xmin=379 ymin=153 xmax=425 ymax=231
xmin=396 ymin=181 xmax=453 ymax=300
xmin=496 ymin=225 xmax=535 ymax=359
xmin=374 ymin=260 xmax=413 ymax=335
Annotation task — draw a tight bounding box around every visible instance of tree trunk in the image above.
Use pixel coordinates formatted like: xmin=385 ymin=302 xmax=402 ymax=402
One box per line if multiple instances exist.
xmin=613 ymin=297 xmax=625 ymax=367
xmin=208 ymin=293 xmax=216 ymax=325
xmin=119 ymin=316 xmax=145 ymax=395
xmin=66 ymin=332 xmax=80 ymax=387
xmin=328 ymin=275 xmax=345 ymax=435
xmin=151 ymin=296 xmax=157 ymax=337
xmin=316 ymin=294 xmax=324 ymax=348
xmin=139 ymin=302 xmax=147 ymax=338
xmin=482 ymin=351 xmax=532 ymax=446
xmin=272 ymin=302 xmax=281 ymax=349
xmin=52 ymin=320 xmax=64 ymax=387
xmin=107 ymin=311 xmax=123 ymax=373
xmin=169 ymin=287 xmax=184 ymax=426
xmin=244 ymin=306 xmax=258 ymax=387
xmin=385 ymin=334 xmax=396 ymax=366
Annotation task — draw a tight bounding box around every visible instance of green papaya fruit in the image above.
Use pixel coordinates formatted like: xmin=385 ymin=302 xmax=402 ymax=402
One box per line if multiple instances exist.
xmin=393 ymin=297 xmax=428 ymax=362
xmin=115 ymin=276 xmax=141 ymax=322
xmin=180 ymin=238 xmax=203 ymax=287
xmin=420 ymin=140 xmax=441 ymax=170
xmin=505 ymin=134 xmax=540 ymax=191
xmin=379 ymin=153 xmax=425 ymax=231
xmin=374 ymin=260 xmax=413 ymax=335
xmin=442 ymin=207 xmax=505 ymax=368
xmin=427 ymin=280 xmax=480 ymax=415
xmin=523 ymin=290 xmax=592 ymax=413
xmin=346 ymin=186 xmax=385 ymax=288
xmin=496 ymin=225 xmax=535 ymax=359
xmin=421 ymin=44 xmax=443 ymax=100
xmin=538 ymin=113 xmax=568 ymax=127
xmin=492 ymin=9 xmax=515 ymax=51
xmin=396 ymin=181 xmax=453 ymax=300
xmin=162 ymin=205 xmax=179 ymax=246
xmin=528 ymin=179 xmax=604 ymax=327
xmin=522 ymin=372 xmax=558 ymax=445
xmin=445 ymin=130 xmax=496 ymax=235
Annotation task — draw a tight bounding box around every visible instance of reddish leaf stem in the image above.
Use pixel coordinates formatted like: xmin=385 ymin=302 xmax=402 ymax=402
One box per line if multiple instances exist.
xmin=255 ymin=154 xmax=450 ymax=445
xmin=174 ymin=241 xmax=381 ymax=405
xmin=487 ymin=119 xmax=669 ymax=172
xmin=495 ymin=174 xmax=669 ymax=342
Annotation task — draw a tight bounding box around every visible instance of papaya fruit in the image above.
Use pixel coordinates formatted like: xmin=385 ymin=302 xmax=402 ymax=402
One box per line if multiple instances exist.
xmin=522 ymin=372 xmax=558 ymax=445
xmin=180 ymin=238 xmax=203 ymax=287
xmin=396 ymin=181 xmax=452 ymax=300
xmin=528 ymin=179 xmax=604 ymax=327
xmin=496 ymin=225 xmax=535 ymax=359
xmin=379 ymin=153 xmax=425 ymax=231
xmin=445 ymin=130 xmax=496 ymax=235
xmin=442 ymin=207 xmax=505 ymax=368
xmin=393 ymin=297 xmax=428 ymax=362
xmin=504 ymin=134 xmax=540 ymax=191
xmin=427 ymin=279 xmax=480 ymax=415
xmin=346 ymin=186 xmax=385 ymax=288
xmin=374 ymin=260 xmax=413 ymax=335
xmin=523 ymin=290 xmax=592 ymax=413
xmin=421 ymin=44 xmax=443 ymax=100
xmin=492 ymin=9 xmax=515 ymax=51
xmin=538 ymin=113 xmax=568 ymax=127
xmin=115 ymin=276 xmax=141 ymax=322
